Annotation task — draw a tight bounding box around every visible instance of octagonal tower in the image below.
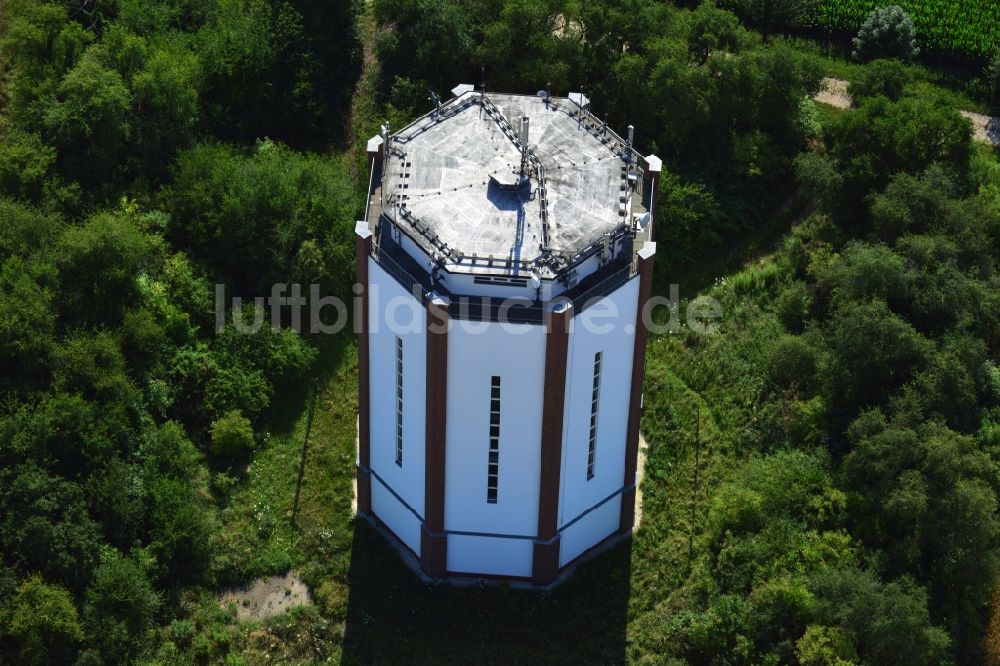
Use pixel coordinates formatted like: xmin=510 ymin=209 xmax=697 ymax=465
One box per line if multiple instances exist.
xmin=355 ymin=86 xmax=661 ymax=585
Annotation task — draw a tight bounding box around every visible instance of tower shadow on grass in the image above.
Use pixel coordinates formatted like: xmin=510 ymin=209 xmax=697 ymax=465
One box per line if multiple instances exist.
xmin=340 ymin=519 xmax=632 ymax=665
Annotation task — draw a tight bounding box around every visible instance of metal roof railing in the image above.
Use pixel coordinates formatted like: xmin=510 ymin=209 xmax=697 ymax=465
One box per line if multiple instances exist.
xmin=370 ymin=229 xmax=638 ymax=326
xmin=375 ymin=90 xmax=647 ymax=283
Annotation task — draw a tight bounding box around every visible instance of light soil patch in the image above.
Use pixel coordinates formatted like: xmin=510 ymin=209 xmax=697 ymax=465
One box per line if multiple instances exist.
xmin=634 ymin=432 xmax=649 ymax=530
xmin=352 ymin=416 xmax=359 ymax=516
xmin=218 ymin=572 xmax=311 ymax=621
xmin=960 ymin=110 xmax=1000 ymax=146
xmin=814 ymin=77 xmax=851 ymax=110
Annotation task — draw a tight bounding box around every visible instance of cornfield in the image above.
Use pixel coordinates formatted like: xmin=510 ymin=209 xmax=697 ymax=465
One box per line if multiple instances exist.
xmin=812 ymin=1 xmax=1000 ymax=57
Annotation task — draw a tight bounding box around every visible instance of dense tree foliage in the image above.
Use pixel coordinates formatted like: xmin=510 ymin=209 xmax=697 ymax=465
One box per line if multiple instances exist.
xmin=0 ymin=0 xmax=998 ymax=663
xmin=0 ymin=0 xmax=354 ymax=662
xmin=648 ymin=67 xmax=1000 ymax=662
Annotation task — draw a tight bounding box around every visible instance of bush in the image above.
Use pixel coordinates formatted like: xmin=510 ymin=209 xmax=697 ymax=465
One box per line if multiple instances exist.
xmin=793 ymin=153 xmax=842 ymax=211
xmin=210 ymin=411 xmax=255 ymax=465
xmin=4 ymin=575 xmax=83 ymax=665
xmin=82 ymin=551 xmax=160 ymax=663
xmin=824 ymin=243 xmax=912 ymax=312
xmin=775 ymin=282 xmax=812 ymax=332
xmin=825 ymin=299 xmax=933 ymax=412
xmin=164 ymin=141 xmax=356 ymax=297
xmin=789 ymin=396 xmax=829 ymax=447
xmin=147 ymin=477 xmax=214 ymax=584
xmin=796 ymin=625 xmax=857 ymax=665
xmin=766 ymin=335 xmax=818 ymax=391
xmin=848 ymin=59 xmax=912 ymax=103
xmin=810 ymin=568 xmax=950 ymax=665
xmin=825 ymin=94 xmax=971 ymax=216
xmin=852 ymin=6 xmax=919 ymax=62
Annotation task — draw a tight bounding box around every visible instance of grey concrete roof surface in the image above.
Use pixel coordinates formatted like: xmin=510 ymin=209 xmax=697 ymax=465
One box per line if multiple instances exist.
xmin=380 ymin=91 xmax=641 ymax=271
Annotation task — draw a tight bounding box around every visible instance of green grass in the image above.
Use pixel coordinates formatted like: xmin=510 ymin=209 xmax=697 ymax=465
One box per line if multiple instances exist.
xmin=813 ymin=98 xmax=847 ymax=126
xmin=211 ymin=334 xmax=358 ymax=586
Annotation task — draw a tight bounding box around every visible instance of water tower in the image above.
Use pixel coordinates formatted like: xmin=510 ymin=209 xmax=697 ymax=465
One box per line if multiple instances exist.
xmin=355 ymin=85 xmax=661 ymax=584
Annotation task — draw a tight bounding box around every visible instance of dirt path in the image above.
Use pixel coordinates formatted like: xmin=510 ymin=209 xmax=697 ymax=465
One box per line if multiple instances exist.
xmin=343 ymin=2 xmax=379 ymax=165
xmin=814 ymin=77 xmax=1000 ymax=147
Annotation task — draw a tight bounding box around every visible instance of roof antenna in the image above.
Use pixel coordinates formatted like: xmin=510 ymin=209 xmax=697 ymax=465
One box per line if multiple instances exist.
xmin=626 ymin=124 xmax=634 ymax=165
xmin=428 ymin=91 xmax=441 ymax=119
xmin=578 ymin=84 xmax=585 ymax=130
xmin=479 ymin=66 xmax=486 ymax=119
xmin=519 ymin=116 xmax=531 ymax=179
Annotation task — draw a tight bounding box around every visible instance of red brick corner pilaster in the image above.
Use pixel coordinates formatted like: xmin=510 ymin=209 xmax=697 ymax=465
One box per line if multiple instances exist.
xmin=620 ymin=246 xmax=655 ymax=534
xmin=421 ymin=294 xmax=450 ymax=579
xmin=533 ymin=302 xmax=572 ymax=585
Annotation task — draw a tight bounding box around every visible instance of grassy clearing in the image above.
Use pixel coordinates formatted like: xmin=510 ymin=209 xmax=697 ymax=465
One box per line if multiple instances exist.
xmin=211 ymin=334 xmax=358 ymax=586
xmin=813 ymin=98 xmax=847 ymax=126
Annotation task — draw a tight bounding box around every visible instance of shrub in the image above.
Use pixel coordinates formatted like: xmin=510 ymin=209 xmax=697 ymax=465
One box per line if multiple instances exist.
xmin=82 ymin=551 xmax=160 ymax=663
xmin=848 ymin=59 xmax=912 ymax=103
xmin=5 ymin=575 xmax=83 ymax=665
xmin=793 ymin=153 xmax=842 ymax=211
xmin=852 ymin=6 xmax=919 ymax=62
xmin=766 ymin=335 xmax=818 ymax=391
xmin=775 ymin=282 xmax=812 ymax=332
xmin=789 ymin=396 xmax=829 ymax=447
xmin=825 ymin=299 xmax=933 ymax=411
xmin=210 ymin=411 xmax=255 ymax=465
xmin=796 ymin=625 xmax=857 ymax=665
xmin=824 ymin=243 xmax=912 ymax=312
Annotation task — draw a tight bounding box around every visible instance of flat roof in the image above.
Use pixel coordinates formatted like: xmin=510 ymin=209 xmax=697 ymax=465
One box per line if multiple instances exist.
xmin=378 ymin=91 xmax=642 ymax=275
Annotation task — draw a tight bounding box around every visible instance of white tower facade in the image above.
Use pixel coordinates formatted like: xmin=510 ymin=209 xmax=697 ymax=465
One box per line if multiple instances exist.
xmin=356 ymin=87 xmax=661 ymax=584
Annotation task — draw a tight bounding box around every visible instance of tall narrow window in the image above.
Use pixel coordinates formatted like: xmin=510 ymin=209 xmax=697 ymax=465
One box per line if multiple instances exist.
xmin=487 ymin=376 xmax=501 ymax=503
xmin=395 ymin=336 xmax=403 ymax=466
xmin=587 ymin=352 xmax=602 ymax=480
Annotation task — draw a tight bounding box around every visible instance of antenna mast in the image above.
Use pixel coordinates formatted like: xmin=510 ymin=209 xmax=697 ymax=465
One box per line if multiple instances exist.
xmin=519 ymin=116 xmax=531 ymax=180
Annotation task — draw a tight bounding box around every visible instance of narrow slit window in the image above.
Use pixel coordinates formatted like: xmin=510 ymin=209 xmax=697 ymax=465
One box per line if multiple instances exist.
xmin=587 ymin=352 xmax=602 ymax=480
xmin=487 ymin=376 xmax=501 ymax=503
xmin=395 ymin=337 xmax=403 ymax=466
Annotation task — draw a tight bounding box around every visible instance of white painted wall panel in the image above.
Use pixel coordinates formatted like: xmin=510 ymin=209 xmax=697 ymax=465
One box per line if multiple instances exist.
xmin=447 ymin=534 xmax=534 ymax=577
xmin=371 ymin=480 xmax=422 ymax=556
xmin=368 ymin=260 xmax=426 ymax=519
xmin=558 ymin=276 xmax=639 ymax=528
xmin=444 ymin=320 xmax=546 ymax=537
xmin=559 ymin=495 xmax=621 ymax=567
